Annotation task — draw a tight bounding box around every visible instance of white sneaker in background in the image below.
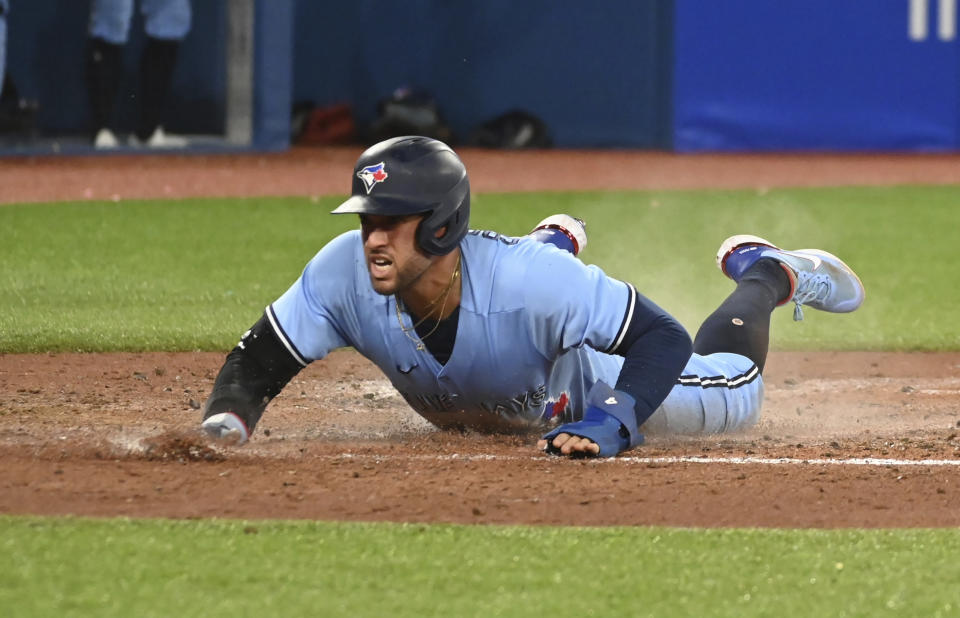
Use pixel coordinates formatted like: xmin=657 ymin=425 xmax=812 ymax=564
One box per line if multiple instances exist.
xmin=145 ymin=126 xmax=188 ymax=149
xmin=127 ymin=127 xmax=189 ymax=149
xmin=93 ymin=128 xmax=119 ymax=149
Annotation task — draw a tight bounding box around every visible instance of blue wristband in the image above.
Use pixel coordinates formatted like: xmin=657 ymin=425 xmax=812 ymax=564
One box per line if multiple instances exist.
xmin=542 ymin=381 xmax=643 ymax=457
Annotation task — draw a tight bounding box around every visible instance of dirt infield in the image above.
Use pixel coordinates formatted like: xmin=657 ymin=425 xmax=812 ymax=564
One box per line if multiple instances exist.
xmin=3 ymin=148 xmax=960 ymax=527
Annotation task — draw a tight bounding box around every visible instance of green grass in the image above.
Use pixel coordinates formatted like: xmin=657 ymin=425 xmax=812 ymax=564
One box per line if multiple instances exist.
xmin=0 ymin=197 xmax=353 ymax=352
xmin=2 ymin=516 xmax=959 ymax=618
xmin=1 ymin=185 xmax=958 ymax=352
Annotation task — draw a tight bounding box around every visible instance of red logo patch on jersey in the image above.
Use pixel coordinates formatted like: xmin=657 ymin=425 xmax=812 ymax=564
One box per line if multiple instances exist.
xmin=550 ymin=392 xmax=569 ymax=418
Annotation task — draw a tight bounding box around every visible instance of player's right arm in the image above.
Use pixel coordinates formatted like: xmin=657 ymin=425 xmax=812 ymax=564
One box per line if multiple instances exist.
xmin=200 ymin=313 xmax=305 ymax=443
xmin=201 ymin=232 xmax=356 ymax=443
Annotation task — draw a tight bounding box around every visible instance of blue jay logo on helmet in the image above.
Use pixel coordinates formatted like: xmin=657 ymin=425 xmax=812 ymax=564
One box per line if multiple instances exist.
xmin=357 ymin=162 xmax=389 ymax=194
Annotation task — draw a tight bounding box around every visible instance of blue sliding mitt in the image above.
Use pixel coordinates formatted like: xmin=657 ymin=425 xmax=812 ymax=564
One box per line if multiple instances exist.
xmin=541 ymin=381 xmax=643 ymax=457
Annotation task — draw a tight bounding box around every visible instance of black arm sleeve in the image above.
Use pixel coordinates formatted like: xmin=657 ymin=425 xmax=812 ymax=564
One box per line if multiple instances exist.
xmin=202 ymin=313 xmax=306 ymax=434
xmin=610 ymin=288 xmax=693 ymax=428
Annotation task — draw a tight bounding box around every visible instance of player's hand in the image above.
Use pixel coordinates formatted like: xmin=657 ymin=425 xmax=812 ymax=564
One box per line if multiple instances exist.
xmin=201 ymin=412 xmax=249 ymax=445
xmin=537 ymin=433 xmax=600 ymax=456
xmin=539 ymin=382 xmax=643 ymax=458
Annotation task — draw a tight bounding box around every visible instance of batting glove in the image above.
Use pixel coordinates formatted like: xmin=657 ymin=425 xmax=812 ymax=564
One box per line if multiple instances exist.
xmin=201 ymin=412 xmax=249 ymax=445
xmin=541 ymin=381 xmax=643 ymax=457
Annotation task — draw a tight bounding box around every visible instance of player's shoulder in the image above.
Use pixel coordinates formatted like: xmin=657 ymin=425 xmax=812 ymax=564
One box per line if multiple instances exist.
xmin=462 ymin=230 xmax=591 ymax=311
xmin=325 ymin=229 xmax=363 ymax=252
xmin=462 ymin=229 xmax=570 ymax=260
xmin=309 ymin=229 xmax=362 ymax=264
xmin=463 ymin=228 xmax=522 ymax=249
xmin=462 ymin=229 xmax=549 ymax=273
xmin=302 ymin=230 xmax=364 ymax=286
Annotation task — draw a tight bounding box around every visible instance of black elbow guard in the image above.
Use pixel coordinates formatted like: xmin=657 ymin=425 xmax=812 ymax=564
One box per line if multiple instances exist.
xmin=203 ymin=313 xmax=306 ymax=433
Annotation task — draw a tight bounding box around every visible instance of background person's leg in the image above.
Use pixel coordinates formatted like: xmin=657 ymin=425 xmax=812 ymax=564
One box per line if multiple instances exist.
xmin=0 ymin=0 xmax=7 ymax=100
xmin=136 ymin=0 xmax=192 ymax=144
xmin=136 ymin=37 xmax=181 ymax=142
xmin=86 ymin=0 xmax=134 ymax=146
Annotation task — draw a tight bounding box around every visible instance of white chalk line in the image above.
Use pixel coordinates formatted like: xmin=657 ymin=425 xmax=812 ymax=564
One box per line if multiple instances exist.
xmin=326 ymin=453 xmax=960 ymax=468
xmin=618 ymin=456 xmax=960 ymax=467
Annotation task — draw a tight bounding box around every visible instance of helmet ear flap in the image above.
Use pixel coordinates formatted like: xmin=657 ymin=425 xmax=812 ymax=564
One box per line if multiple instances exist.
xmin=416 ymin=208 xmax=451 ymax=256
xmin=415 ymin=216 xmax=434 ymax=255
xmin=415 ymin=180 xmax=470 ymax=255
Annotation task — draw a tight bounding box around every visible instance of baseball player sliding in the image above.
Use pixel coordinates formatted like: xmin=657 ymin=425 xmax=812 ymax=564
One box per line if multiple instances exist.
xmin=201 ymin=136 xmax=865 ymax=457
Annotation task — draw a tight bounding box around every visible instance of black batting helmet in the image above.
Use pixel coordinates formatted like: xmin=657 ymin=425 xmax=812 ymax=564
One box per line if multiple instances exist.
xmin=331 ymin=136 xmax=470 ymax=255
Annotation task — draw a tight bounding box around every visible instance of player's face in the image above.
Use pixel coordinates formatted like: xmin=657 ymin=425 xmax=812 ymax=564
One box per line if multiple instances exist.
xmin=360 ymin=214 xmax=432 ymax=295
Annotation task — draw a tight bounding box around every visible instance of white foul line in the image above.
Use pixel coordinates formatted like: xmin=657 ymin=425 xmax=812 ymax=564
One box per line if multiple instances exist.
xmin=615 ymin=455 xmax=960 ymax=467
xmin=330 ymin=453 xmax=960 ymax=467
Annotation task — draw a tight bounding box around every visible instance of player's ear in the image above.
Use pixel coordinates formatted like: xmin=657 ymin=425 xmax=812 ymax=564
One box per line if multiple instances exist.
xmin=434 ymin=225 xmax=448 ymax=239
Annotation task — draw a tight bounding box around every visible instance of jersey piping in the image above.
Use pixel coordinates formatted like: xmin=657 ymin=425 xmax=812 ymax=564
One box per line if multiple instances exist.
xmin=605 ymin=282 xmax=637 ymax=354
xmin=266 ymin=304 xmax=309 ymax=367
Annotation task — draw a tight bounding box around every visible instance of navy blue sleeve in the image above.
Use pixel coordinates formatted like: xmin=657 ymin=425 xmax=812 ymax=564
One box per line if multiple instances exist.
xmin=609 ymin=287 xmax=693 ymax=427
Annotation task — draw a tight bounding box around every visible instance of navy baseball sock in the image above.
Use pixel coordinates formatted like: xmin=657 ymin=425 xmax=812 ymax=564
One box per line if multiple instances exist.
xmin=692 ymin=258 xmax=791 ymax=373
xmin=137 ymin=37 xmax=180 ymax=141
xmin=85 ymin=37 xmax=123 ymax=135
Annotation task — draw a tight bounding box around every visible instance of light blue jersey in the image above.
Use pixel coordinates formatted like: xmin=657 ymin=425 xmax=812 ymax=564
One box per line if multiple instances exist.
xmin=269 ymin=230 xmax=764 ymax=435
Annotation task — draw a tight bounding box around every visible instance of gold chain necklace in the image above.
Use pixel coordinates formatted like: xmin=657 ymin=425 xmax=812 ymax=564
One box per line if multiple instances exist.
xmin=395 ymin=255 xmax=461 ymax=351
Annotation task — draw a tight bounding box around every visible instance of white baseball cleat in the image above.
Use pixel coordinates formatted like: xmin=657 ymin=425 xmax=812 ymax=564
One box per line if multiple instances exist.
xmin=717 ymin=234 xmax=865 ymax=321
xmin=531 ymin=214 xmax=588 ymax=256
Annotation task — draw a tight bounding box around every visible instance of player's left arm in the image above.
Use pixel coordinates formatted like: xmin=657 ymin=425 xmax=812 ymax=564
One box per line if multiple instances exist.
xmin=610 ymin=284 xmax=693 ymax=427
xmin=541 ymin=285 xmax=692 ymax=456
xmin=527 ymin=252 xmax=692 ymax=457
